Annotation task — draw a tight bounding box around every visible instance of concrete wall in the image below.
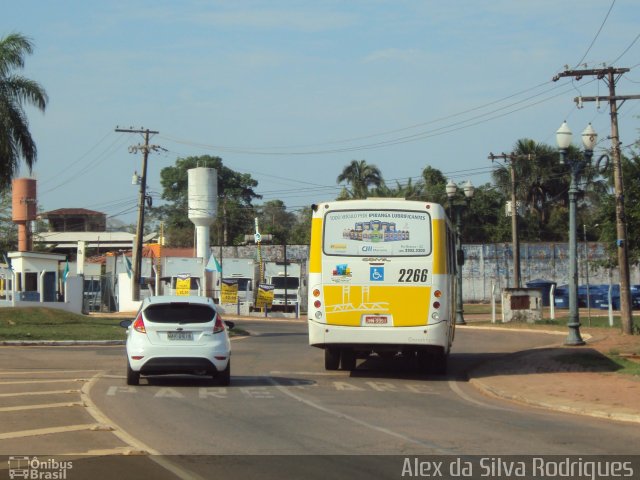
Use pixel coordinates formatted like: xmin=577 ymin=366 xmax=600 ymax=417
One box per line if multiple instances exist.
xmin=211 ymin=243 xmax=639 ymax=303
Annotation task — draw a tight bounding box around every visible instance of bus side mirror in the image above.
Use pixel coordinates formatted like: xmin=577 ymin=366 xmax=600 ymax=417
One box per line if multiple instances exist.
xmin=457 ymin=249 xmax=465 ymax=267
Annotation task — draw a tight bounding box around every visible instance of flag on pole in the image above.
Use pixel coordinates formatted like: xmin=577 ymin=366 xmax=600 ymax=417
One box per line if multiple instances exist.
xmin=123 ymin=253 xmax=132 ymax=278
xmin=2 ymin=254 xmax=12 ymax=271
xmin=205 ymin=255 xmax=222 ymax=273
xmin=63 ymin=260 xmax=70 ymax=283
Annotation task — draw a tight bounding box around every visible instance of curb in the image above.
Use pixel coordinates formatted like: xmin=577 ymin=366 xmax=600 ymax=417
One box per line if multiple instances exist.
xmin=468 ymin=376 xmax=640 ymax=425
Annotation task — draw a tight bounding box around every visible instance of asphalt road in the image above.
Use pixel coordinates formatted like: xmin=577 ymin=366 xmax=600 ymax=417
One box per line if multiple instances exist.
xmin=1 ymin=321 xmax=639 ymax=479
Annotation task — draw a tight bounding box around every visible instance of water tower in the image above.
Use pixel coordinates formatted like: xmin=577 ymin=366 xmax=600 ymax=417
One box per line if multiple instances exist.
xmin=188 ymin=167 xmax=218 ymax=259
xmin=12 ymin=178 xmax=37 ymax=252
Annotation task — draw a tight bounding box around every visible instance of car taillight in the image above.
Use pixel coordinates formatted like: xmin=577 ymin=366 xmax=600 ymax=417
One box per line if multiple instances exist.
xmin=133 ymin=313 xmax=146 ymax=333
xmin=213 ymin=314 xmax=225 ymax=334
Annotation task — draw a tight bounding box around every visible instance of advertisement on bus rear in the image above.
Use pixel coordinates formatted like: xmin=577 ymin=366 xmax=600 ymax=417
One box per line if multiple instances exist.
xmin=323 ymin=209 xmax=431 ymax=257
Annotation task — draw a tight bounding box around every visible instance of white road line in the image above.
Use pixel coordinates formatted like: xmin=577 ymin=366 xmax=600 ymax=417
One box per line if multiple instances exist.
xmin=82 ymin=374 xmax=207 ymax=480
xmin=269 ymin=371 xmax=348 ymax=377
xmin=267 ymin=377 xmax=454 ymax=454
xmin=0 ymin=370 xmax=102 ymax=375
xmin=448 ymin=380 xmax=517 ymax=411
xmin=0 ymin=379 xmax=87 ymax=385
xmin=0 ymin=390 xmax=79 ymax=397
xmin=0 ymin=424 xmax=101 ymax=440
xmin=0 ymin=402 xmax=84 ymax=412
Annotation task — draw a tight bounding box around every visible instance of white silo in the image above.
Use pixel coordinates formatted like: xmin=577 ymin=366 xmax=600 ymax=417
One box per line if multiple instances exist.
xmin=188 ymin=167 xmax=218 ymax=259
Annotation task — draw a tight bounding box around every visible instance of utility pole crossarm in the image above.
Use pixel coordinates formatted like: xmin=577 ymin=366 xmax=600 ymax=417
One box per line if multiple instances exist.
xmin=575 ymin=95 xmax=640 ymax=102
xmin=553 ymin=67 xmax=629 ymax=82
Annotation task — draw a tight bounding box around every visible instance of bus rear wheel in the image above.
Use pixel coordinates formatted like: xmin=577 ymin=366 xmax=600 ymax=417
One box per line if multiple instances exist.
xmin=325 ymin=347 xmax=340 ymax=370
xmin=340 ymin=349 xmax=356 ymax=371
xmin=417 ymin=350 xmax=448 ymax=375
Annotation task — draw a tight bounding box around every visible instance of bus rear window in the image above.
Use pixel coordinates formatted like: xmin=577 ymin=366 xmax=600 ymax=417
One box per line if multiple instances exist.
xmin=323 ymin=209 xmax=432 ymax=257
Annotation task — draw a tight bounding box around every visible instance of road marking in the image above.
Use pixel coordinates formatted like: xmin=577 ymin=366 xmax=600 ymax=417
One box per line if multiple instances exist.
xmin=448 ymin=380 xmax=515 ymax=411
xmin=267 ymin=377 xmax=454 ymax=454
xmin=0 ymin=378 xmax=87 ymax=385
xmin=270 ymin=371 xmax=349 ymax=376
xmin=0 ymin=389 xmax=79 ymax=397
xmin=0 ymin=402 xmax=84 ymax=412
xmin=0 ymin=370 xmax=102 ymax=375
xmin=82 ymin=375 xmax=207 ymax=480
xmin=0 ymin=424 xmax=102 ymax=440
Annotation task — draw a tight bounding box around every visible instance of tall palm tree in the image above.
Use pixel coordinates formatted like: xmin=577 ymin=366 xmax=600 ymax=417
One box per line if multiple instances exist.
xmin=0 ymin=33 xmax=48 ymax=190
xmin=491 ymin=139 xmax=564 ymax=225
xmin=336 ymin=159 xmax=383 ymax=199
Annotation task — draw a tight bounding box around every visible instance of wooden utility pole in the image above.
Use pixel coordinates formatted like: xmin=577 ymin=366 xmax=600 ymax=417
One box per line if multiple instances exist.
xmin=553 ymin=67 xmax=639 ymax=335
xmin=115 ymin=127 xmax=162 ymax=301
xmin=489 ymin=153 xmax=532 ymax=288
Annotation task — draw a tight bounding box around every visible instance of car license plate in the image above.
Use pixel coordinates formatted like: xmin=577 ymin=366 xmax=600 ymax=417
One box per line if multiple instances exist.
xmin=363 ymin=315 xmax=389 ymax=326
xmin=167 ymin=331 xmax=193 ymax=341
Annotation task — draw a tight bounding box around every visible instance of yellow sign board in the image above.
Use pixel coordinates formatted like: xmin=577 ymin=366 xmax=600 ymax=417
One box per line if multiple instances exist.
xmin=255 ymin=283 xmax=274 ymax=309
xmin=175 ymin=275 xmax=191 ymax=296
xmin=221 ymin=279 xmax=239 ymax=304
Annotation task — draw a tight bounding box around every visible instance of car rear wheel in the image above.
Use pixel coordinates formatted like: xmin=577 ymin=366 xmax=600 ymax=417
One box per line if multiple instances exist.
xmin=216 ymin=360 xmax=231 ymax=386
xmin=126 ymin=361 xmax=140 ymax=386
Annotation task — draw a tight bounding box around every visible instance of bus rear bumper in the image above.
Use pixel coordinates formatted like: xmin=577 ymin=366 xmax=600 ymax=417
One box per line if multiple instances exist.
xmin=308 ymin=319 xmax=451 ymax=352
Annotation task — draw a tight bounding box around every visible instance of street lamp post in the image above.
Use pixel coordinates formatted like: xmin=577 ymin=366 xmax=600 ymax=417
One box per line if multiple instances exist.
xmin=446 ymin=180 xmax=475 ymax=326
xmin=556 ymin=121 xmax=596 ymax=346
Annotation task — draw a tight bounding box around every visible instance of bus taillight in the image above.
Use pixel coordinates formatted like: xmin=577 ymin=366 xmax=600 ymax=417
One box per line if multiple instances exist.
xmin=314 ymin=300 xmax=322 ymax=309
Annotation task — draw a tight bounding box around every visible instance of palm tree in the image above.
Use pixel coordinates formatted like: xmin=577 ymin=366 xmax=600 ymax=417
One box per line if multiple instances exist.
xmin=0 ymin=33 xmax=48 ymax=190
xmin=336 ymin=159 xmax=383 ymax=199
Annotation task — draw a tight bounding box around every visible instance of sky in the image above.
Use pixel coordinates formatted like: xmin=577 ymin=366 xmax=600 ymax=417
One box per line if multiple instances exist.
xmin=4 ymin=0 xmax=640 ymax=226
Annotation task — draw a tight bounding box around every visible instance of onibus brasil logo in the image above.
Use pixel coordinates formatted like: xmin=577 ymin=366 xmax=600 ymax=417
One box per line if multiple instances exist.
xmin=8 ymin=457 xmax=73 ymax=479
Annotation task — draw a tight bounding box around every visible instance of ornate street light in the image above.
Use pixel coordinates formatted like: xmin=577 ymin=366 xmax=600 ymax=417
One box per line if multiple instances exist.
xmin=556 ymin=121 xmax=597 ymax=346
xmin=446 ymin=180 xmax=474 ymax=325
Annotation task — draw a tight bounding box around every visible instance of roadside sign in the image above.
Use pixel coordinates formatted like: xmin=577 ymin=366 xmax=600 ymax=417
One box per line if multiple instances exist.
xmin=255 ymin=283 xmax=274 ymax=308
xmin=176 ymin=274 xmax=191 ymax=296
xmin=221 ymin=278 xmax=239 ymax=304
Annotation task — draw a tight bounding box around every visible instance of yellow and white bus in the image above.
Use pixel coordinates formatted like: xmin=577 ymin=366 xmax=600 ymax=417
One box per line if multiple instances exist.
xmin=307 ymin=198 xmax=457 ymax=374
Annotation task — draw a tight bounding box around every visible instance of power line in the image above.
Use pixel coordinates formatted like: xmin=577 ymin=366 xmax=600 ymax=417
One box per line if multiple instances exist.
xmin=574 ymin=0 xmax=616 ymax=67
xmin=158 ymin=80 xmax=576 ymax=156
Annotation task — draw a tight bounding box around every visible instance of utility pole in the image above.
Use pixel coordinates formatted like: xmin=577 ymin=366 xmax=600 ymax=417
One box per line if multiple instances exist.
xmin=489 ymin=152 xmax=531 ymax=288
xmin=553 ymin=67 xmax=639 ymax=335
xmin=115 ymin=127 xmax=163 ymax=301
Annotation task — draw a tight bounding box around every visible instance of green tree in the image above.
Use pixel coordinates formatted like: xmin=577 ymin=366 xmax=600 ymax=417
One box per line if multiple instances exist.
xmin=0 ymin=33 xmax=48 ymax=190
xmin=372 ymin=177 xmax=424 ymax=199
xmin=336 ymin=160 xmax=383 ymax=199
xmin=288 ymin=206 xmax=312 ymax=245
xmin=491 ymin=139 xmax=571 ymax=241
xmin=151 ymin=155 xmax=261 ymax=247
xmin=0 ymin=189 xmax=17 ymax=256
xmin=594 ymin=150 xmax=640 ymax=267
xmin=421 ymin=166 xmax=448 ymax=204
xmin=256 ymin=200 xmax=296 ymax=244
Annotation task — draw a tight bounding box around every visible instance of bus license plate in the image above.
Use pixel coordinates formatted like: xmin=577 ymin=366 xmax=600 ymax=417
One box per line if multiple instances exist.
xmin=167 ymin=332 xmax=193 ymax=341
xmin=363 ymin=315 xmax=390 ymax=326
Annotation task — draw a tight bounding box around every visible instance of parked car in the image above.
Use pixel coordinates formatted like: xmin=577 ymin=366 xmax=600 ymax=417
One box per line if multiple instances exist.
xmin=120 ymin=295 xmax=233 ymax=386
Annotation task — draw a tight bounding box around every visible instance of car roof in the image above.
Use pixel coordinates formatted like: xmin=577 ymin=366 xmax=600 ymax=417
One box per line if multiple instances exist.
xmin=142 ymin=295 xmax=215 ymax=307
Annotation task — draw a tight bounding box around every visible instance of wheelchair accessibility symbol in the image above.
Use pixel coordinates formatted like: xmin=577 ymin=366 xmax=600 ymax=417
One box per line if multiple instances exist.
xmin=370 ymin=266 xmax=384 ymax=281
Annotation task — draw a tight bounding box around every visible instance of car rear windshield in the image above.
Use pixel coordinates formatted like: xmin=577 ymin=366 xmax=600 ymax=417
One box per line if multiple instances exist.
xmin=143 ymin=303 xmax=216 ymax=324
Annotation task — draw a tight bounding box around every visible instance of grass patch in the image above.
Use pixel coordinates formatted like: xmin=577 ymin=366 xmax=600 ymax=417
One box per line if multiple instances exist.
xmin=554 ymin=350 xmax=640 ymax=376
xmin=0 ymin=307 xmax=249 ymax=341
xmin=0 ymin=308 xmax=126 ymax=341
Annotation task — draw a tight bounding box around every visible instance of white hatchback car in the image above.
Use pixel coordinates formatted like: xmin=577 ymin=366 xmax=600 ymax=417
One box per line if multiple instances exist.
xmin=121 ymin=295 xmax=233 ymax=386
